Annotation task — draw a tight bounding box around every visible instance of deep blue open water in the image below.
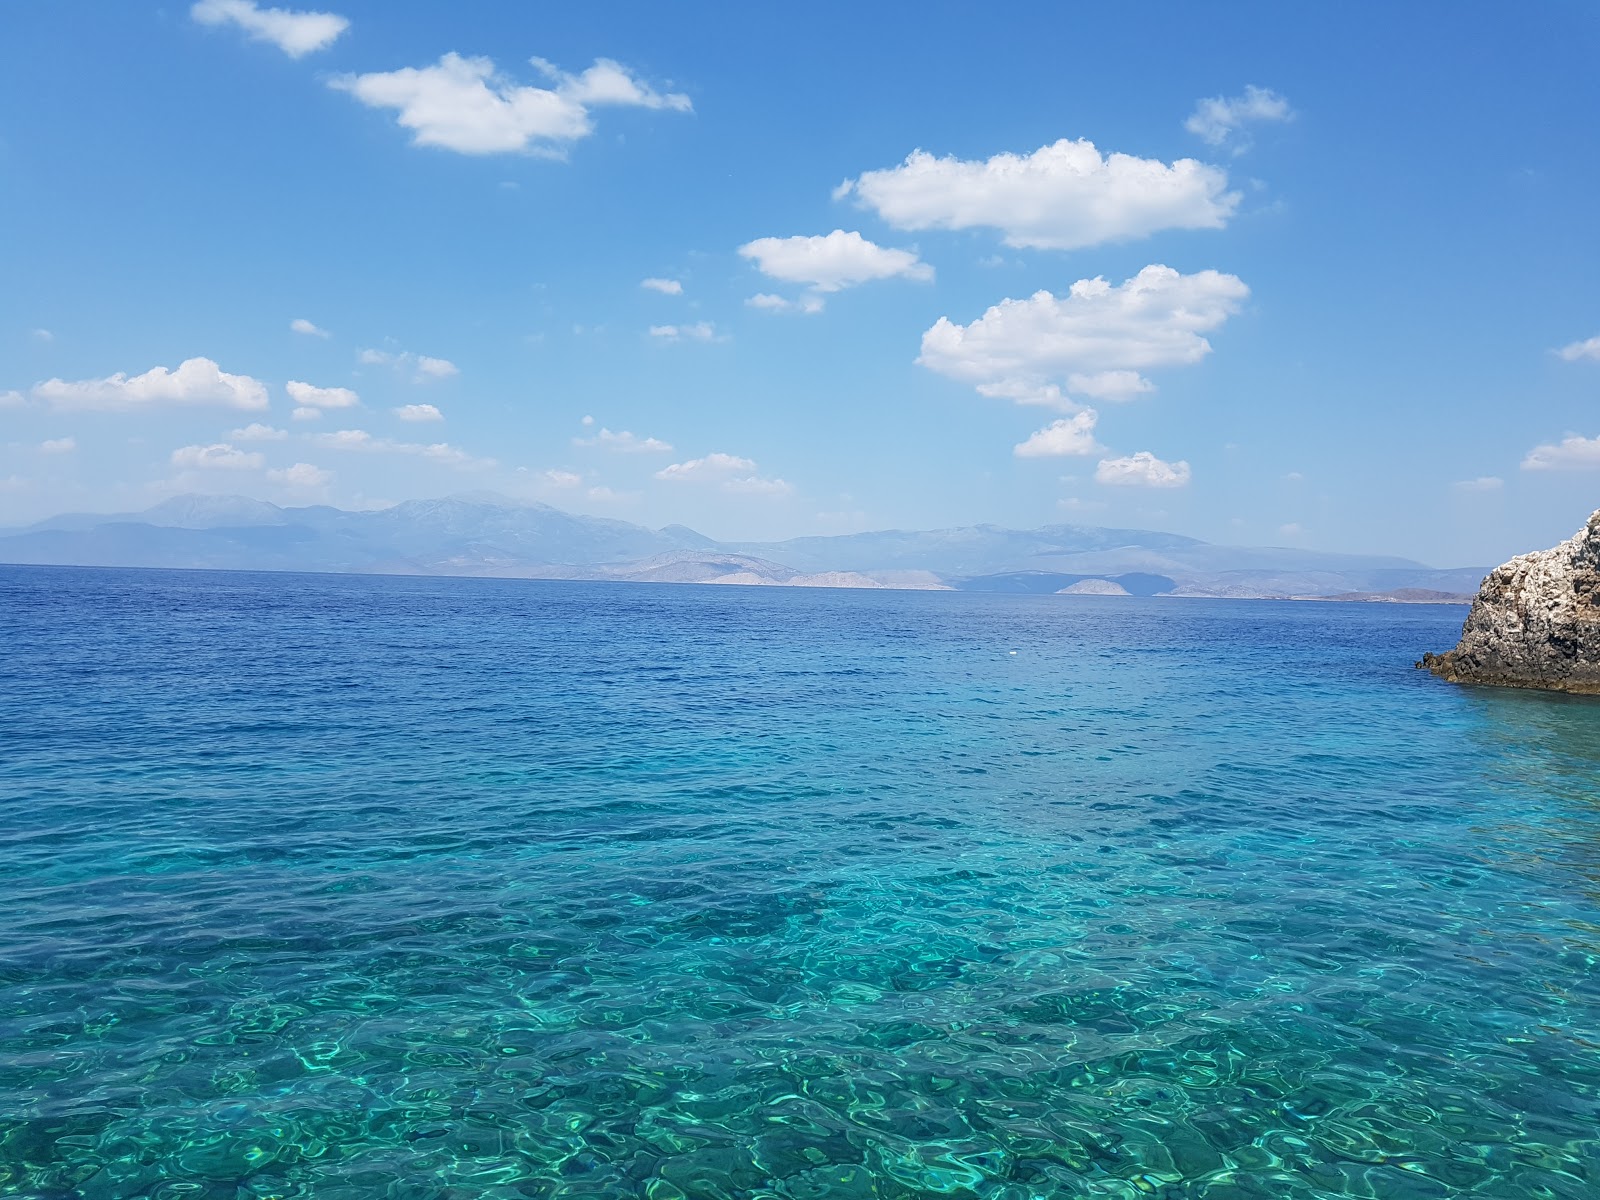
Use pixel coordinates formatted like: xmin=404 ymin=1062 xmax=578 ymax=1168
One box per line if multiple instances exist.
xmin=2 ymin=565 xmax=1598 ymax=1199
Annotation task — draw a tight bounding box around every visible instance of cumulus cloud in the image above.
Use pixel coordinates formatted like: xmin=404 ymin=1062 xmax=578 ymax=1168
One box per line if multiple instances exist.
xmin=267 ymin=462 xmax=333 ymax=488
xmin=1185 ymin=86 xmax=1294 ymax=151
xmin=738 ymin=230 xmax=932 ymax=293
xmin=724 ymin=475 xmax=793 ymax=496
xmin=310 ymin=428 xmax=495 ymax=469
xmin=170 ymin=442 xmax=266 ymax=470
xmin=34 ymin=357 xmax=269 ymax=412
xmin=543 ymin=469 xmax=582 ymax=488
xmin=359 ymin=348 xmax=459 ymax=381
xmin=655 ymin=452 xmax=755 ymax=482
xmin=837 ymin=139 xmax=1238 ymax=251
xmin=230 ymin=423 xmax=289 ymax=441
xmin=1556 ymin=335 xmax=1600 ymax=363
xmin=1065 ymin=370 xmax=1156 ymax=401
xmin=291 ymin=407 xmax=322 ymax=421
xmin=746 ymin=293 xmax=826 ymax=315
xmin=394 ymin=403 xmax=443 ymax=422
xmin=573 ymin=427 xmax=673 ymax=453
xmin=648 ymin=322 xmax=720 ymax=342
xmin=0 ymin=390 xmax=26 ymax=408
xmin=640 ymin=277 xmax=683 ymax=295
xmin=919 ymin=265 xmax=1249 ymax=409
xmin=330 ymin=52 xmax=689 ymax=156
xmin=286 ymin=380 xmax=360 ymax=409
xmin=1095 ymin=451 xmax=1191 ymax=488
xmin=191 ymin=0 xmax=348 ymax=58
xmin=655 ymin=452 xmax=788 ymax=495
xmin=40 ymin=436 xmax=76 ymax=454
xmin=290 ymin=317 xmax=331 ymax=338
xmin=1522 ymin=435 xmax=1600 ymax=470
xmin=1013 ymin=413 xmax=1101 ymax=458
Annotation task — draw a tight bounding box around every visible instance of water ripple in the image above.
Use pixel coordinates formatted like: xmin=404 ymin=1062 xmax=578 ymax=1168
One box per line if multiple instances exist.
xmin=1 ymin=566 xmax=1598 ymax=1197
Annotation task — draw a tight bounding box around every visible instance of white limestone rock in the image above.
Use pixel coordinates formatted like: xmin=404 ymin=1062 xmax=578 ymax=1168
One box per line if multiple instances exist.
xmin=1419 ymin=510 xmax=1600 ymax=693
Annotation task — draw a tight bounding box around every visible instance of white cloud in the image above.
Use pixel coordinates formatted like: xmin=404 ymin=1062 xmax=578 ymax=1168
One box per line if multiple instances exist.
xmin=1185 ymin=86 xmax=1294 ymax=151
xmin=1 ymin=390 xmax=26 ymax=408
xmin=1278 ymin=522 xmax=1306 ymax=538
xmin=532 ymin=57 xmax=692 ymax=112
xmin=580 ymin=414 xmax=595 ymax=426
xmin=310 ymin=428 xmax=494 ymax=470
xmin=574 ymin=427 xmax=673 ymax=453
xmin=919 ymin=265 xmax=1249 ymax=409
xmin=1065 ymin=370 xmax=1155 ymax=401
xmin=267 ymin=462 xmax=333 ymax=488
xmin=738 ymin=230 xmax=932 ymax=293
xmin=170 ymin=442 xmax=266 ymax=470
xmin=1094 ymin=451 xmax=1191 ymax=488
xmin=330 ymin=52 xmax=688 ymax=156
xmin=746 ymin=293 xmax=825 ymax=315
xmin=290 ymin=317 xmax=331 ymax=338
xmin=655 ymin=452 xmax=755 ymax=482
xmin=359 ymin=348 xmax=458 ymax=381
xmin=838 ymin=139 xmax=1238 ymax=251
xmin=286 ymin=380 xmax=360 ymax=409
xmin=191 ymin=0 xmax=348 ymax=58
xmin=230 ymin=422 xmax=289 ymax=441
xmin=1522 ymin=435 xmax=1600 ymax=470
xmin=543 ymin=469 xmax=582 ymax=488
xmin=394 ymin=403 xmax=443 ymax=422
xmin=1013 ymin=413 xmax=1101 ymax=458
xmin=291 ymin=406 xmax=322 ymax=421
xmin=640 ymin=277 xmax=683 ymax=295
xmin=724 ymin=475 xmax=793 ymax=496
xmin=31 ymin=328 xmax=53 ymax=343
xmin=648 ymin=322 xmax=720 ymax=342
xmin=1556 ymin=335 xmax=1600 ymax=363
xmin=1453 ymin=476 xmax=1503 ymax=491
xmin=39 ymin=436 xmax=76 ymax=454
xmin=34 ymin=357 xmax=269 ymax=412
xmin=655 ymin=452 xmax=787 ymax=495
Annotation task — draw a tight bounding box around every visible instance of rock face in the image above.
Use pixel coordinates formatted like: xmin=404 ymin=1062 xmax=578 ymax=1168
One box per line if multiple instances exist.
xmin=1419 ymin=510 xmax=1600 ymax=693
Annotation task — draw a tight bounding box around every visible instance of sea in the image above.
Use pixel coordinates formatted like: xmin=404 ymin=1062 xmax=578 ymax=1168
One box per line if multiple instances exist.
xmin=2 ymin=564 xmax=1597 ymax=1199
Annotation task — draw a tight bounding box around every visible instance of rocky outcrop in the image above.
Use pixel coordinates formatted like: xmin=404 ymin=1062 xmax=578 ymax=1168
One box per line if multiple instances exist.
xmin=1419 ymin=510 xmax=1600 ymax=693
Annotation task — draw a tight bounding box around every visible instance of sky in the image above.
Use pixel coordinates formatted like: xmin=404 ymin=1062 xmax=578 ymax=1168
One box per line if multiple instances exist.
xmin=2 ymin=1 xmax=1598 ymax=565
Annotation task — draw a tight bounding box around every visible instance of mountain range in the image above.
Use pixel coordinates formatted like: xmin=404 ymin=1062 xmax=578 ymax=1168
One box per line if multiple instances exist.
xmin=0 ymin=493 xmax=1487 ymax=599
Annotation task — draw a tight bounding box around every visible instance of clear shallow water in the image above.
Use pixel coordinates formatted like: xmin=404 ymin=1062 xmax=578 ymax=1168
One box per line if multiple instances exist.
xmin=2 ymin=566 xmax=1598 ymax=1200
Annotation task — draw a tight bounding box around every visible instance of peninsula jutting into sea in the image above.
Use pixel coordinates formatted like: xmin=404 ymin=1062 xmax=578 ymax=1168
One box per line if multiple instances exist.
xmin=0 ymin=492 xmax=1487 ymax=602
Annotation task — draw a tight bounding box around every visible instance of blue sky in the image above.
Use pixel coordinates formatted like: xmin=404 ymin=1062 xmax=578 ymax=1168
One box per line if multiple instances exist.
xmin=2 ymin=1 xmax=1598 ymax=564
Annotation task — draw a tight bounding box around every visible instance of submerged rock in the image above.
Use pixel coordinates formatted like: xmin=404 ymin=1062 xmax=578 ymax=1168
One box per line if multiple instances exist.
xmin=1419 ymin=510 xmax=1600 ymax=693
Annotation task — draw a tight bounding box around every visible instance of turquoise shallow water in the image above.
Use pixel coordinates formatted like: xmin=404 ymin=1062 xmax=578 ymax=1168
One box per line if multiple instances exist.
xmin=2 ymin=565 xmax=1599 ymax=1199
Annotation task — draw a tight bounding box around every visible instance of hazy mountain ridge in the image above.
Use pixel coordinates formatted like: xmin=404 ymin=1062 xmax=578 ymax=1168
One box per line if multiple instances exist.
xmin=0 ymin=493 xmax=1486 ymax=598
